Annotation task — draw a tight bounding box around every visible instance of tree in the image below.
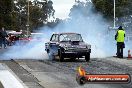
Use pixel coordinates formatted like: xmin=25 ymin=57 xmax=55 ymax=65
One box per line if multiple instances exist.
xmin=69 ymin=1 xmax=94 ymax=18
xmin=0 ymin=0 xmax=12 ymax=29
xmin=92 ymin=0 xmax=130 ymax=19
xmin=0 ymin=0 xmax=55 ymax=31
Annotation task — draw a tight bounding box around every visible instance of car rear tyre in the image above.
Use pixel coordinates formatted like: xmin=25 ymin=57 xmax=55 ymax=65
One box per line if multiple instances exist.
xmin=48 ymin=50 xmax=55 ymax=60
xmin=85 ymin=53 xmax=90 ymax=62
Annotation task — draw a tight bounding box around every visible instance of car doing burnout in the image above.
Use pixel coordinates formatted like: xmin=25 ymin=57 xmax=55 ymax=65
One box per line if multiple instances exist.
xmin=45 ymin=33 xmax=91 ymax=62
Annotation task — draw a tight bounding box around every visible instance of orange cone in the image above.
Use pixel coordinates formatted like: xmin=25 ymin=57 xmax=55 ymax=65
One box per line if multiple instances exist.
xmin=128 ymin=50 xmax=132 ymax=59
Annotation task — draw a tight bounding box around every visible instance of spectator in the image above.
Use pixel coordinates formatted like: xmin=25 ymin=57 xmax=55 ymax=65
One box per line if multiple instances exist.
xmin=0 ymin=27 xmax=8 ymax=49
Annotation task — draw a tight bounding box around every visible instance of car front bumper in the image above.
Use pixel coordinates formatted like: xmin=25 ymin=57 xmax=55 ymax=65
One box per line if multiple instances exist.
xmin=62 ymin=49 xmax=91 ymax=58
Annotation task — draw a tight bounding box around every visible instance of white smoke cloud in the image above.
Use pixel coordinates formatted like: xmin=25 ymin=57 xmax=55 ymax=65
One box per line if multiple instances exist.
xmin=1 ymin=1 xmax=132 ymax=60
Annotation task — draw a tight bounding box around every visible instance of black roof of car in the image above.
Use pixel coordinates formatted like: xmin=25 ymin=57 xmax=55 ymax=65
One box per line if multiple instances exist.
xmin=54 ymin=32 xmax=81 ymax=35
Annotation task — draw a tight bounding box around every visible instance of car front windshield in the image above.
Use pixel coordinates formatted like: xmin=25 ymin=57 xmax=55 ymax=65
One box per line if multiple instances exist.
xmin=59 ymin=34 xmax=83 ymax=42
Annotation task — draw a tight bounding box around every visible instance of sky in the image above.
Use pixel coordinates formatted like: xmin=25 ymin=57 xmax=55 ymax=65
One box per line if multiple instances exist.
xmin=52 ymin=0 xmax=75 ymax=19
xmin=52 ymin=0 xmax=87 ymax=19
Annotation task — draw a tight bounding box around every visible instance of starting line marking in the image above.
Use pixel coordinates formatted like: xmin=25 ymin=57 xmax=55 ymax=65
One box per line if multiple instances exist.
xmin=0 ymin=63 xmax=27 ymax=88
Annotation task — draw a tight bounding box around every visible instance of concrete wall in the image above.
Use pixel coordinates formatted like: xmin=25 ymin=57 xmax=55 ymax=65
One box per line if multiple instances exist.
xmin=0 ymin=81 xmax=4 ymax=88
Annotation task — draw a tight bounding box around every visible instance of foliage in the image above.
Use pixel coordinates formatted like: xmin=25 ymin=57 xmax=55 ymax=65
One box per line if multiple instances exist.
xmin=0 ymin=0 xmax=12 ymax=29
xmin=69 ymin=1 xmax=94 ymax=18
xmin=92 ymin=0 xmax=130 ymax=19
xmin=0 ymin=0 xmax=55 ymax=31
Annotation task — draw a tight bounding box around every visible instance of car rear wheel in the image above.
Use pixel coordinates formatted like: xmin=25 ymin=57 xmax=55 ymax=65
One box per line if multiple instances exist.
xmin=85 ymin=53 xmax=90 ymax=62
xmin=48 ymin=50 xmax=55 ymax=60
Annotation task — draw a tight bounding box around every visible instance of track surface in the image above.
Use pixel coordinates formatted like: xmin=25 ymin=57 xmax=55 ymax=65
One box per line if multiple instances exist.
xmin=0 ymin=58 xmax=132 ymax=88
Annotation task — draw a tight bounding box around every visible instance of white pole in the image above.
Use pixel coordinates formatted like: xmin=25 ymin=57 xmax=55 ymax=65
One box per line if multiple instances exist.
xmin=114 ymin=0 xmax=115 ymax=28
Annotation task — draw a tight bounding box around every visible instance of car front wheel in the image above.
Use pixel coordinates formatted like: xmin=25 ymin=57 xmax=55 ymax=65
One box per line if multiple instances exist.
xmin=59 ymin=49 xmax=64 ymax=62
xmin=85 ymin=53 xmax=90 ymax=62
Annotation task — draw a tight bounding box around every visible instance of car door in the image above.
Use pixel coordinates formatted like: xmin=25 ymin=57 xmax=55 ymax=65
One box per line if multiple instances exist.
xmin=48 ymin=34 xmax=59 ymax=55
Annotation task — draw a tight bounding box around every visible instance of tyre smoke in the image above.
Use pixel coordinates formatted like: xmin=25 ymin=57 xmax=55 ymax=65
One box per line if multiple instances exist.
xmin=1 ymin=1 xmax=131 ymax=60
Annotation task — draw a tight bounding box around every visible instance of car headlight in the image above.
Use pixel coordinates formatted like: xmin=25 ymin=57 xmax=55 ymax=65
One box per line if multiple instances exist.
xmin=59 ymin=44 xmax=65 ymax=47
xmin=64 ymin=46 xmax=68 ymax=50
xmin=59 ymin=44 xmax=68 ymax=50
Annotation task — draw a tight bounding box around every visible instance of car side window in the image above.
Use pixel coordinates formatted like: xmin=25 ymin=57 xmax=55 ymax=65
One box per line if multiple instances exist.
xmin=55 ymin=34 xmax=59 ymax=41
xmin=50 ymin=34 xmax=58 ymax=42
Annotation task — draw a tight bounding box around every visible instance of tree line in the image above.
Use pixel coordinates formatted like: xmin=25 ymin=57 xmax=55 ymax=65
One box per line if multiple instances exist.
xmin=0 ymin=0 xmax=56 ymax=31
xmin=70 ymin=0 xmax=132 ymax=28
xmin=0 ymin=0 xmax=132 ymax=31
xmin=92 ymin=0 xmax=132 ymax=20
